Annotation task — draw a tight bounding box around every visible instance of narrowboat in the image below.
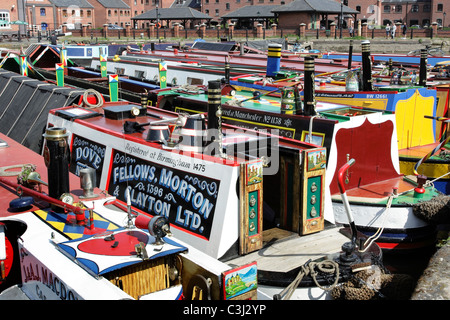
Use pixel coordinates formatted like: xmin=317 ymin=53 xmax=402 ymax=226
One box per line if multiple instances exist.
xmin=0 ymin=133 xmax=258 ymax=300
xmin=150 ymin=55 xmax=444 ymax=252
xmin=0 ymin=74 xmax=388 ymax=299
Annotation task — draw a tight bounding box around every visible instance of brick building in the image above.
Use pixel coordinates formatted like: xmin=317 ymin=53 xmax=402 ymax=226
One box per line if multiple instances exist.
xmin=347 ymin=0 xmax=449 ymax=28
xmin=0 ymin=0 xmax=448 ymax=34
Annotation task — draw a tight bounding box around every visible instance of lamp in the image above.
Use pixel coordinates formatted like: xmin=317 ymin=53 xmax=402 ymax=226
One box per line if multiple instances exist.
xmin=340 ymin=0 xmax=343 ymax=39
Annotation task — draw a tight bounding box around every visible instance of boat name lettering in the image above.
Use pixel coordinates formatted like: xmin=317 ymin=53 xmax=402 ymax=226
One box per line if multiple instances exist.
xmin=315 ymin=93 xmax=355 ymax=98
xmin=70 ymin=135 xmax=106 ymax=182
xmin=123 ymin=143 xmax=192 ymax=170
xmin=125 ymin=143 xmax=151 ymax=158
xmin=109 ymin=149 xmax=219 ymax=239
xmin=22 ymin=258 xmax=78 ymax=300
xmin=222 ymin=108 xmax=285 ymax=126
xmin=222 ymin=109 xmax=263 ymax=122
xmin=366 ymin=94 xmax=388 ymax=99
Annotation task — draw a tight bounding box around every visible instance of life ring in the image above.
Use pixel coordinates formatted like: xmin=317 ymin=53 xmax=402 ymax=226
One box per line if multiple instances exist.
xmin=82 ymin=89 xmax=104 ymax=109
xmin=156 ymin=23 xmax=161 ymax=29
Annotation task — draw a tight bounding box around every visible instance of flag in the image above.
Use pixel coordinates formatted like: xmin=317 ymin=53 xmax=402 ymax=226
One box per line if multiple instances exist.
xmin=56 ymin=63 xmax=64 ymax=86
xmin=100 ymin=48 xmax=108 ymax=78
xmin=20 ymin=55 xmax=27 ymax=76
xmin=159 ymin=61 xmax=167 ymax=89
xmin=109 ymin=74 xmax=119 ymax=102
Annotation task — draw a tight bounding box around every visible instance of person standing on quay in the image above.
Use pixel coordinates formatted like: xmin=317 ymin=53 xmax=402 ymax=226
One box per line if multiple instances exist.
xmin=391 ymin=23 xmax=396 ymax=39
xmin=386 ymin=24 xmax=391 ymax=39
xmin=402 ymin=22 xmax=407 ymax=39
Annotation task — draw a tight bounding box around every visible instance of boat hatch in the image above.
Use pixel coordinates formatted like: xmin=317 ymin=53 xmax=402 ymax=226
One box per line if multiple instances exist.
xmin=57 ymin=228 xmax=187 ymax=299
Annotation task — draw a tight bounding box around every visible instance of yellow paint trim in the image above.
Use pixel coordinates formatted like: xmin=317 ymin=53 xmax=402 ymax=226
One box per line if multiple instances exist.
xmin=174 ymin=107 xmax=203 ymax=114
xmin=316 ymin=97 xmax=389 ymax=109
xmin=400 ymin=159 xmax=450 ymax=178
xmin=396 ymin=89 xmax=435 ymax=149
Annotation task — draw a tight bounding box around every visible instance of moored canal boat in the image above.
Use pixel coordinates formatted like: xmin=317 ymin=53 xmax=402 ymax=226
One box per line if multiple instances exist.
xmin=0 ymin=133 xmax=262 ymax=300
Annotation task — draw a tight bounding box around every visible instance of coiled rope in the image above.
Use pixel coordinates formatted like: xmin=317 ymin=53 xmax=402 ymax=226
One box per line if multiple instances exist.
xmin=279 ymin=260 xmax=340 ymax=300
xmin=82 ymin=89 xmax=104 ymax=109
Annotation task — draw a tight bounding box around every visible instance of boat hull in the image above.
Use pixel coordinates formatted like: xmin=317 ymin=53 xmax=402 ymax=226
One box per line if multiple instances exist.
xmin=332 ymin=200 xmax=436 ymax=252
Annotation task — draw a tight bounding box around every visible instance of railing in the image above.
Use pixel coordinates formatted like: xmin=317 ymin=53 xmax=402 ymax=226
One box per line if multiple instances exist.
xmin=73 ymin=27 xmax=450 ymax=40
xmin=18 ymin=26 xmax=450 ymax=42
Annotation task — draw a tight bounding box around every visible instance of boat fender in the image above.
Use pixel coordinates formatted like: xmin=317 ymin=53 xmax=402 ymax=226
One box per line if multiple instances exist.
xmin=82 ymin=89 xmax=104 ymax=109
xmin=9 ymin=196 xmax=34 ymax=211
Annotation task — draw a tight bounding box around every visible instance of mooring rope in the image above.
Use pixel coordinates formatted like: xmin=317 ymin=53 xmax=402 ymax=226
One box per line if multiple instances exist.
xmin=359 ymin=194 xmax=394 ymax=253
xmin=279 ymin=260 xmax=340 ymax=300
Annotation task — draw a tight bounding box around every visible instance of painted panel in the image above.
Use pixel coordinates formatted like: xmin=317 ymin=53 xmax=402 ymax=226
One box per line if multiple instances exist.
xmin=330 ymin=118 xmax=399 ymax=194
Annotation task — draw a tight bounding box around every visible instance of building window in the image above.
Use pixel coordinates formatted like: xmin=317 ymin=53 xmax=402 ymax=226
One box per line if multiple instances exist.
xmin=0 ymin=12 xmax=9 ymax=29
xmin=226 ymin=3 xmax=230 ymax=10
xmin=356 ymin=6 xmax=361 ymax=12
xmin=383 ymin=5 xmax=390 ymax=13
xmin=87 ymin=10 xmax=91 ymax=17
xmin=437 ymin=4 xmax=443 ymax=12
xmin=395 ymin=5 xmax=402 ymax=13
xmin=80 ymin=10 xmax=84 ymax=17
xmin=215 ymin=8 xmax=219 ymax=16
xmin=411 ymin=5 xmax=419 ymax=12
xmin=423 ymin=4 xmax=431 ymax=12
xmin=40 ymin=8 xmax=46 ymax=16
xmin=62 ymin=10 xmax=68 ymax=17
xmin=108 ymin=10 xmax=111 ymax=17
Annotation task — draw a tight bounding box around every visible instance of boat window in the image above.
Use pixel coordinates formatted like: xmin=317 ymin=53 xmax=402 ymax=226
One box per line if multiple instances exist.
xmin=187 ymin=77 xmax=203 ymax=85
xmin=135 ymin=70 xmax=145 ymax=78
xmin=115 ymin=67 xmax=125 ymax=75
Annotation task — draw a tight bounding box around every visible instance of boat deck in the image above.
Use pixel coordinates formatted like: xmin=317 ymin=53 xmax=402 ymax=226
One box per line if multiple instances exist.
xmin=226 ymin=227 xmax=349 ymax=273
xmin=336 ymin=176 xmax=415 ymax=202
xmin=126 ymin=49 xmax=361 ymax=74
xmin=0 ymin=135 xmax=104 ymax=219
xmin=399 ymin=141 xmax=445 ymax=159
